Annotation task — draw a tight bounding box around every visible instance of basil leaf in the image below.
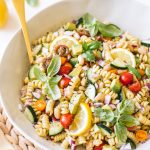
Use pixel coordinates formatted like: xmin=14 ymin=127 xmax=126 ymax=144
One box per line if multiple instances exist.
xmin=88 ymin=41 xmax=101 ymax=50
xmin=49 ymin=75 xmax=62 ymax=84
xmin=114 ymin=122 xmax=127 ymax=143
xmin=119 ymin=114 xmax=139 ymax=127
xmin=127 ymin=65 xmax=141 ymax=79
xmin=119 ymin=100 xmax=135 ymax=115
xmin=82 ymin=13 xmax=96 ymax=26
xmin=94 ymin=108 xmax=114 ymax=122
xmin=99 ymin=23 xmax=123 ymax=37
xmin=46 ymin=81 xmax=61 ymax=100
xmin=47 ymin=55 xmax=61 ymax=77
xmin=87 ymin=24 xmax=99 ymax=37
xmin=84 ymin=51 xmax=95 ymax=62
xmin=82 ymin=42 xmax=88 ymax=52
xmin=33 ymin=67 xmax=47 ymax=82
xmin=26 ymin=0 xmax=38 ymax=6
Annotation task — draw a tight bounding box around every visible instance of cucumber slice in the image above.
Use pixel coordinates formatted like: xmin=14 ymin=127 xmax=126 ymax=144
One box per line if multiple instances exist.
xmin=69 ymin=65 xmax=82 ymax=77
xmin=28 ymin=64 xmax=39 ymax=79
xmin=87 ymin=68 xmax=95 ymax=83
xmin=85 ymin=84 xmax=96 ymax=101
xmin=110 ymin=58 xmax=127 ymax=69
xmin=24 ymin=106 xmax=37 ymax=123
xmin=70 ymin=58 xmax=78 ymax=66
xmin=69 ymin=93 xmax=86 ymax=114
xmin=127 ymin=65 xmax=141 ymax=79
xmin=110 ymin=79 xmax=121 ymax=93
xmin=145 ymin=67 xmax=150 ymax=77
xmin=126 ymin=138 xmax=136 ymax=149
xmin=97 ymin=123 xmax=112 ymax=135
xmin=141 ymin=40 xmax=150 ymax=47
xmin=49 ymin=121 xmax=63 ymax=136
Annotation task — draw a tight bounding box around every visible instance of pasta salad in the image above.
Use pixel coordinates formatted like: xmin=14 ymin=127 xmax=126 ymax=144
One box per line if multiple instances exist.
xmin=20 ymin=13 xmax=150 ymax=150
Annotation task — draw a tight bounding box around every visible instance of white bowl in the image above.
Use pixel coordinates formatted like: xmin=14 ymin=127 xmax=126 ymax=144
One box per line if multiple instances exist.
xmin=0 ymin=0 xmax=150 ymax=149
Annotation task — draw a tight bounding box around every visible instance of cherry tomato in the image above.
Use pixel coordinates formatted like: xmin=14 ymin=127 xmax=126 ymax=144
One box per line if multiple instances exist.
xmin=129 ymin=81 xmax=141 ymax=93
xmin=120 ymin=72 xmax=133 ymax=85
xmin=64 ymin=62 xmax=73 ymax=69
xmin=34 ymin=100 xmax=46 ymax=111
xmin=61 ymin=57 xmax=67 ymax=65
xmin=94 ymin=143 xmax=104 ymax=150
xmin=127 ymin=126 xmax=137 ymax=131
xmin=59 ymin=77 xmax=71 ymax=88
xmin=60 ymin=114 xmax=73 ymax=129
xmin=59 ymin=65 xmax=72 ymax=75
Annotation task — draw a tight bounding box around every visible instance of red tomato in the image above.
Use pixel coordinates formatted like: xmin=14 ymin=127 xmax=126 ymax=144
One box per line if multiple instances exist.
xmin=94 ymin=144 xmax=104 ymax=150
xmin=64 ymin=62 xmax=73 ymax=69
xmin=120 ymin=72 xmax=133 ymax=85
xmin=60 ymin=114 xmax=73 ymax=129
xmin=59 ymin=77 xmax=71 ymax=88
xmin=129 ymin=81 xmax=141 ymax=93
xmin=59 ymin=64 xmax=72 ymax=75
xmin=127 ymin=126 xmax=137 ymax=131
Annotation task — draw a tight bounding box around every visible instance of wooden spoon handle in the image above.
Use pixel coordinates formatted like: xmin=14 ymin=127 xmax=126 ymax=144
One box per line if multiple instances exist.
xmin=12 ymin=0 xmax=33 ymax=64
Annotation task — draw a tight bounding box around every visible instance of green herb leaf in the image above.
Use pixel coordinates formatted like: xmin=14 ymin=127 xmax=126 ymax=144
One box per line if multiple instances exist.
xmin=99 ymin=23 xmax=123 ymax=37
xmin=49 ymin=75 xmax=62 ymax=84
xmin=119 ymin=100 xmax=135 ymax=115
xmin=33 ymin=67 xmax=47 ymax=82
xmin=88 ymin=41 xmax=101 ymax=50
xmin=94 ymin=108 xmax=114 ymax=122
xmin=114 ymin=122 xmax=127 ymax=143
xmin=45 ymin=80 xmax=61 ymax=100
xmin=26 ymin=0 xmax=38 ymax=6
xmin=82 ymin=13 xmax=97 ymax=26
xmin=47 ymin=55 xmax=61 ymax=77
xmin=127 ymin=65 xmax=141 ymax=79
xmin=88 ymin=24 xmax=99 ymax=37
xmin=84 ymin=51 xmax=95 ymax=62
xmin=119 ymin=114 xmax=139 ymax=127
xmin=82 ymin=42 xmax=88 ymax=52
xmin=126 ymin=138 xmax=137 ymax=149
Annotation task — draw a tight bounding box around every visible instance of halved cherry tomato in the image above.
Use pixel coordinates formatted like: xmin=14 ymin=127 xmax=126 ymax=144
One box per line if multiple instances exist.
xmin=136 ymin=130 xmax=148 ymax=141
xmin=127 ymin=126 xmax=137 ymax=131
xmin=129 ymin=81 xmax=141 ymax=93
xmin=120 ymin=72 xmax=133 ymax=85
xmin=61 ymin=57 xmax=67 ymax=65
xmin=34 ymin=100 xmax=46 ymax=111
xmin=59 ymin=77 xmax=71 ymax=88
xmin=137 ymin=69 xmax=145 ymax=76
xmin=94 ymin=143 xmax=104 ymax=150
xmin=64 ymin=62 xmax=73 ymax=70
xmin=59 ymin=64 xmax=72 ymax=75
xmin=60 ymin=114 xmax=73 ymax=129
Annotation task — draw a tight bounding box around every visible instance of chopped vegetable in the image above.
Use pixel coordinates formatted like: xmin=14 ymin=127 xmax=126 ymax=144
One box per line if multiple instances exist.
xmin=137 ymin=69 xmax=145 ymax=76
xmin=145 ymin=67 xmax=150 ymax=77
xmin=65 ymin=22 xmax=76 ymax=31
xmin=61 ymin=57 xmax=67 ymax=65
xmin=129 ymin=81 xmax=141 ymax=93
xmin=34 ymin=100 xmax=46 ymax=111
xmin=120 ymin=72 xmax=133 ymax=85
xmin=59 ymin=77 xmax=71 ymax=88
xmin=110 ymin=79 xmax=121 ymax=93
xmin=60 ymin=114 xmax=73 ymax=129
xmin=135 ymin=130 xmax=148 ymax=141
xmin=127 ymin=65 xmax=141 ymax=79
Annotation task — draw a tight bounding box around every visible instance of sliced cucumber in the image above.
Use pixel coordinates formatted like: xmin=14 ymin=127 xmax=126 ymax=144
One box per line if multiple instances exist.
xmin=87 ymin=68 xmax=95 ymax=83
xmin=110 ymin=58 xmax=127 ymax=69
xmin=70 ymin=58 xmax=78 ymax=66
xmin=97 ymin=123 xmax=112 ymax=135
xmin=145 ymin=67 xmax=150 ymax=77
xmin=69 ymin=93 xmax=86 ymax=114
xmin=127 ymin=65 xmax=141 ymax=79
xmin=49 ymin=121 xmax=63 ymax=136
xmin=141 ymin=40 xmax=150 ymax=47
xmin=69 ymin=65 xmax=82 ymax=77
xmin=85 ymin=84 xmax=96 ymax=101
xmin=126 ymin=138 xmax=136 ymax=149
xmin=110 ymin=79 xmax=121 ymax=93
xmin=28 ymin=64 xmax=39 ymax=80
xmin=24 ymin=106 xmax=37 ymax=123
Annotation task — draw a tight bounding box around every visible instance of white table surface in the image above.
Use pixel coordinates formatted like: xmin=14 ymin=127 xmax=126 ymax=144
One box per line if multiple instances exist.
xmin=0 ymin=0 xmax=56 ymax=149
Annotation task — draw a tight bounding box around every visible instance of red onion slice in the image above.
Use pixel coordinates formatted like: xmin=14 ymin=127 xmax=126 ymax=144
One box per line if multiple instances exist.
xmin=104 ymin=95 xmax=111 ymax=104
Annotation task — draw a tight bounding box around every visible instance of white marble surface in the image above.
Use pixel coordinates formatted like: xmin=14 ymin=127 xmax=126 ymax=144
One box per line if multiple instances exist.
xmin=0 ymin=0 xmax=56 ymax=149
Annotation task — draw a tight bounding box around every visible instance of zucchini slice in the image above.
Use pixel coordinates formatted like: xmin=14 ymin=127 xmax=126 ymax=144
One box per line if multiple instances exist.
xmin=97 ymin=123 xmax=112 ymax=135
xmin=111 ymin=58 xmax=127 ymax=69
xmin=49 ymin=121 xmax=63 ymax=136
xmin=24 ymin=106 xmax=37 ymax=123
xmin=141 ymin=40 xmax=150 ymax=47
xmin=85 ymin=84 xmax=96 ymax=101
xmin=28 ymin=64 xmax=38 ymax=80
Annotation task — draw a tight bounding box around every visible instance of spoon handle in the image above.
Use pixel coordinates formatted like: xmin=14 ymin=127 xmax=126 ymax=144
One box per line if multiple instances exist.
xmin=12 ymin=0 xmax=33 ymax=64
